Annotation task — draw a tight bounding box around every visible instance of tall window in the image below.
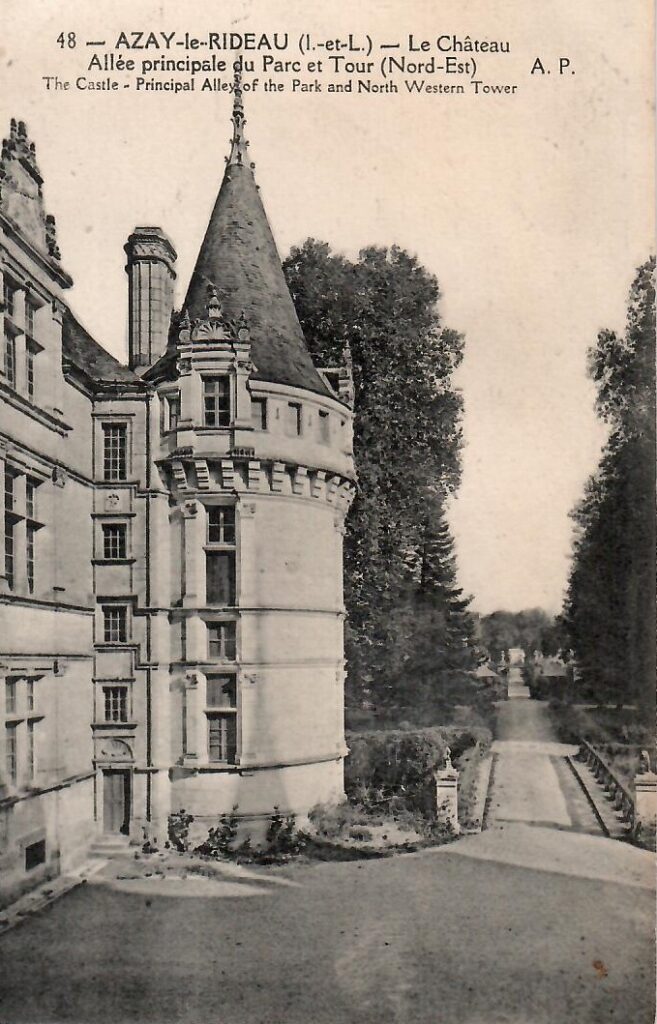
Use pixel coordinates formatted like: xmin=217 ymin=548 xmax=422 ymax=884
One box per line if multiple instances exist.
xmin=162 ymin=392 xmax=180 ymax=433
xmin=208 ymin=621 xmax=237 ymax=660
xmin=206 ymin=675 xmax=237 ymax=763
xmin=102 ymin=605 xmax=128 ymax=643
xmin=206 ymin=506 xmax=236 ymax=606
xmin=318 ymin=410 xmax=330 ymax=444
xmin=25 ymin=298 xmax=37 ymax=338
xmin=102 ymin=523 xmax=127 ymax=560
xmin=26 ymin=525 xmax=35 ymax=593
xmin=285 ymin=402 xmax=302 ymax=437
xmin=5 ymin=678 xmax=17 ymax=715
xmin=3 ymin=280 xmax=15 ymax=318
xmin=5 ymin=725 xmax=17 ymax=783
xmin=27 ymin=679 xmax=35 ymax=712
xmin=102 ymin=424 xmax=127 ymax=481
xmin=4 ymin=469 xmax=16 ymax=590
xmin=25 ymin=342 xmax=37 ymax=403
xmin=4 ymin=332 xmax=16 ymax=388
xmin=25 ymin=478 xmax=37 ymax=520
xmin=203 ymin=377 xmax=230 ymax=427
xmin=103 ymin=685 xmax=128 ymax=723
xmin=252 ymin=397 xmax=267 ymax=430
xmin=27 ymin=721 xmax=35 ymax=781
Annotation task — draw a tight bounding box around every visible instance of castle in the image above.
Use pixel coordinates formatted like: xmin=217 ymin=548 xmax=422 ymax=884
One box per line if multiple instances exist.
xmin=0 ymin=86 xmax=355 ymax=902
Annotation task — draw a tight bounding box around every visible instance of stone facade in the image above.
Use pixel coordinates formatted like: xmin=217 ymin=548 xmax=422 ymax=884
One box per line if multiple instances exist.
xmin=0 ymin=95 xmax=355 ymax=903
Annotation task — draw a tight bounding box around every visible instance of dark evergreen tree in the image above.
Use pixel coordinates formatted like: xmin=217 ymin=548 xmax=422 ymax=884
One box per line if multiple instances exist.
xmin=564 ymin=258 xmax=656 ymax=710
xmin=283 ymin=241 xmax=473 ymax=713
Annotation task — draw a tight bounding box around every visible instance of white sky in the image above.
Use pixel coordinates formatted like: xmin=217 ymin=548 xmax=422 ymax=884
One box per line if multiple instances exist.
xmin=1 ymin=0 xmax=653 ymax=614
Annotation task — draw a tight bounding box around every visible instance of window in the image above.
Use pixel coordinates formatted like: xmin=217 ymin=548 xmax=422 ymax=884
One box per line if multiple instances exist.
xmin=103 ymin=685 xmax=128 ymax=723
xmin=26 ymin=525 xmax=35 ymax=593
xmin=3 ymin=280 xmax=15 ymax=318
xmin=4 ymin=519 xmax=14 ymax=590
xmin=102 ymin=523 xmax=127 ymax=560
xmin=102 ymin=605 xmax=128 ymax=643
xmin=5 ymin=725 xmax=17 ymax=783
xmin=27 ymin=721 xmax=35 ymax=780
xmin=25 ymin=299 xmax=37 ymax=338
xmin=5 ymin=678 xmax=17 ymax=715
xmin=25 ymin=839 xmax=46 ymax=871
xmin=252 ymin=396 xmax=267 ymax=430
xmin=208 ymin=621 xmax=236 ymax=660
xmin=102 ymin=424 xmax=127 ymax=482
xmin=206 ymin=675 xmax=237 ymax=763
xmin=25 ymin=478 xmax=37 ymax=520
xmin=4 ymin=331 xmax=16 ymax=388
xmin=285 ymin=402 xmax=302 ymax=437
xmin=26 ymin=342 xmax=37 ymax=403
xmin=207 ymin=506 xmax=235 ymax=545
xmin=206 ymin=553 xmax=236 ymax=606
xmin=203 ymin=377 xmax=230 ymax=427
xmin=162 ymin=392 xmax=180 ymax=433
xmin=27 ymin=679 xmax=35 ymax=712
xmin=318 ymin=410 xmax=330 ymax=444
xmin=206 ymin=506 xmax=236 ymax=606
xmin=4 ymin=469 xmax=15 ymax=513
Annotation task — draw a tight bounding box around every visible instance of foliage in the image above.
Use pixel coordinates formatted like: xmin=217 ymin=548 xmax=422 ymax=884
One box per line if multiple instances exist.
xmin=167 ymin=809 xmax=194 ymax=852
xmin=344 ymin=725 xmax=490 ymax=816
xmin=265 ymin=808 xmax=308 ymax=857
xmin=283 ymin=240 xmax=475 ymax=712
xmin=475 ymin=609 xmax=565 ymax=664
xmin=195 ymin=806 xmax=240 ymax=858
xmin=563 ymin=258 xmax=656 ymax=710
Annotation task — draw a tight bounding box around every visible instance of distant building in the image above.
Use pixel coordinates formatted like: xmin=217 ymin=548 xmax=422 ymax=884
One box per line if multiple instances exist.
xmin=507 ymin=648 xmax=525 ymax=667
xmin=0 ymin=90 xmax=355 ymax=902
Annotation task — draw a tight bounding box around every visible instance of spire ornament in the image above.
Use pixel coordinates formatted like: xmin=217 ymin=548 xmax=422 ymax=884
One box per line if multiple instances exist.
xmin=226 ymin=68 xmax=254 ymax=169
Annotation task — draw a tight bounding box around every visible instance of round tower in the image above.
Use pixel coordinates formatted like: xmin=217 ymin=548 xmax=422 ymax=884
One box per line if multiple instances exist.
xmin=144 ymin=79 xmax=355 ymax=841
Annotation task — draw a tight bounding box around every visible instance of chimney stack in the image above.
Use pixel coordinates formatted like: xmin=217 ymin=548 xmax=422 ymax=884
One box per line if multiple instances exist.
xmin=124 ymin=227 xmax=177 ymax=369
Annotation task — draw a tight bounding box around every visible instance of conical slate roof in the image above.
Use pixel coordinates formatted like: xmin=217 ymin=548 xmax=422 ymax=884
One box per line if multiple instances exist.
xmin=183 ymin=86 xmax=331 ymax=399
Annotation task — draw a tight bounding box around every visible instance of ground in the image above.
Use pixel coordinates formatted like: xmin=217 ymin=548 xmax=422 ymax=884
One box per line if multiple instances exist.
xmin=0 ymin=697 xmax=654 ymax=1024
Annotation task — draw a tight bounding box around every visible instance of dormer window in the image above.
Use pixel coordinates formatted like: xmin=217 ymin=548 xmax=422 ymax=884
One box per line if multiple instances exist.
xmin=203 ymin=377 xmax=230 ymax=428
xmin=162 ymin=391 xmax=180 ymax=433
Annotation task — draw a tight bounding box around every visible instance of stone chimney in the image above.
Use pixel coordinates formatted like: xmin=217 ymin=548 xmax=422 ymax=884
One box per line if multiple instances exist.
xmin=124 ymin=227 xmax=177 ymax=369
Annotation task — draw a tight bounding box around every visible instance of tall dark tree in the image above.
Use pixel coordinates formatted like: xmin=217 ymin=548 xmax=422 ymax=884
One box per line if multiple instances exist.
xmin=564 ymin=258 xmax=656 ymax=709
xmin=283 ymin=240 xmax=472 ymax=711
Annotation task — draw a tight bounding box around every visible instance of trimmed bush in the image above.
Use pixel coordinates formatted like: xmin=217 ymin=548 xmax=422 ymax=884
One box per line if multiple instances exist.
xmin=344 ymin=725 xmax=490 ymax=816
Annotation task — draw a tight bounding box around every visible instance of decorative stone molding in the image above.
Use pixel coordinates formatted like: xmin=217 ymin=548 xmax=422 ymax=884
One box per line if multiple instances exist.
xmin=311 ymin=470 xmax=327 ymax=499
xmin=326 ymin=475 xmax=341 ymax=504
xmin=195 ymin=459 xmax=210 ymax=490
xmin=220 ymin=459 xmax=236 ymax=490
xmin=240 ymin=502 xmax=256 ymax=518
xmin=104 ymin=492 xmax=120 ymax=509
xmin=171 ymin=460 xmax=189 ymax=492
xmin=292 ymin=465 xmax=309 ymax=496
xmin=247 ymin=460 xmax=263 ymax=490
xmin=96 ymin=737 xmax=134 ymax=762
xmin=271 ymin=462 xmax=286 ymax=494
xmin=182 ymin=499 xmax=198 ymax=519
xmin=52 ymin=466 xmax=68 ymax=488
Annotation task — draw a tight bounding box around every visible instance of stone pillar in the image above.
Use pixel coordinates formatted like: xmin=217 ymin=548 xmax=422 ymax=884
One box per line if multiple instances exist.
xmin=435 ymin=748 xmax=460 ymax=834
xmin=635 ymin=771 xmax=657 ymax=827
xmin=125 ymin=227 xmax=177 ymax=369
xmin=181 ymin=500 xmax=206 ymax=607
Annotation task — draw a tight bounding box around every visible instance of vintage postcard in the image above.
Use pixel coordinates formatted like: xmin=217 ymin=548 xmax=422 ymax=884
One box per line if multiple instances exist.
xmin=0 ymin=1 xmax=654 ymax=1022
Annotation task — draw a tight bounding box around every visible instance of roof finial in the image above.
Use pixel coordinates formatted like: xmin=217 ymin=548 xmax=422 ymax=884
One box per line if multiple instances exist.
xmin=227 ymin=64 xmax=251 ymax=168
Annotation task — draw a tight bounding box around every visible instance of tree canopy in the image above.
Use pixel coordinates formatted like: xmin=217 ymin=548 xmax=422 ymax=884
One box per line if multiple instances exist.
xmin=563 ymin=258 xmax=655 ymax=709
xmin=283 ymin=240 xmax=477 ymax=716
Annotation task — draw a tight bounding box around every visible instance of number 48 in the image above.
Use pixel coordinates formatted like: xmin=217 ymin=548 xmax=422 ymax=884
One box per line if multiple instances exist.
xmin=57 ymin=32 xmax=76 ymax=48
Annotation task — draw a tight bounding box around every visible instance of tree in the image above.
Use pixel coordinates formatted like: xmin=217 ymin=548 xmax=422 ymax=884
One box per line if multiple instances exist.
xmin=563 ymin=258 xmax=656 ymax=709
xmin=283 ymin=241 xmax=472 ymax=712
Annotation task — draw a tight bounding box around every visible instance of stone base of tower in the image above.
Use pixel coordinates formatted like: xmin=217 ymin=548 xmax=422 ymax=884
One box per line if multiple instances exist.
xmin=149 ymin=756 xmax=346 ymax=847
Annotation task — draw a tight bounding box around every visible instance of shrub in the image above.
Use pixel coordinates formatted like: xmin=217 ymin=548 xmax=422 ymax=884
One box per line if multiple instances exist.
xmin=266 ymin=808 xmax=307 ymax=856
xmin=167 ymin=809 xmax=194 ymax=852
xmin=195 ymin=806 xmax=240 ymax=858
xmin=344 ymin=725 xmax=490 ymax=818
